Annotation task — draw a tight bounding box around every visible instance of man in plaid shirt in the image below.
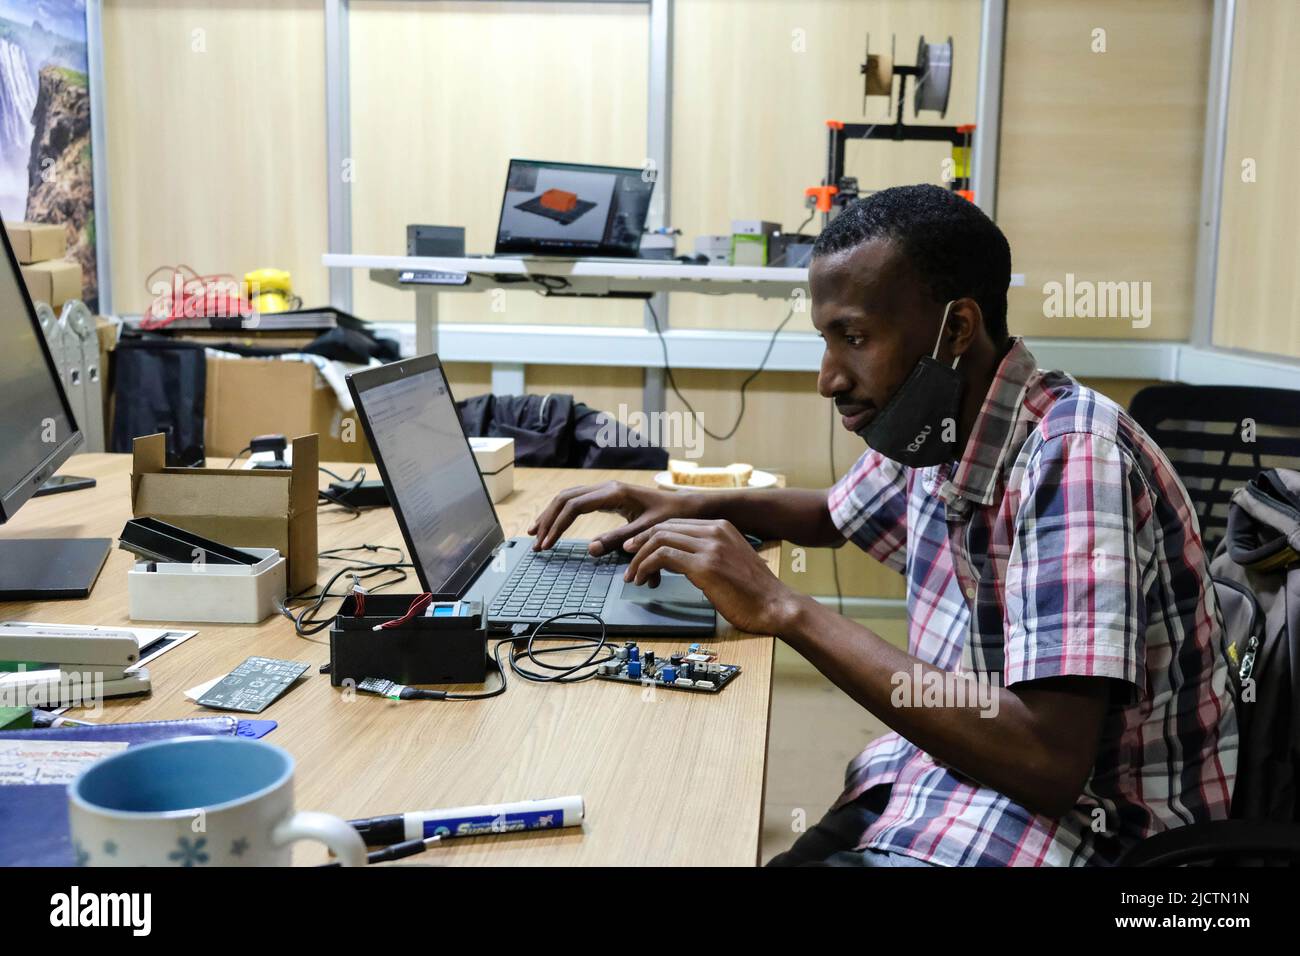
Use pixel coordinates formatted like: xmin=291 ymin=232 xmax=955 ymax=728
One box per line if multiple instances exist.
xmin=529 ymin=185 xmax=1238 ymax=866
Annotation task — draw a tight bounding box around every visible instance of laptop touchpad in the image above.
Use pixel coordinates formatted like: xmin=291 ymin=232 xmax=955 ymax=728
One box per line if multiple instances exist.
xmin=621 ymin=573 xmax=709 ymax=606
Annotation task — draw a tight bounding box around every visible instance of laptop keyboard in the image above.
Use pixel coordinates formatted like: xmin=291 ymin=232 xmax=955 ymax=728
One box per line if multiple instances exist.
xmin=489 ymin=540 xmax=628 ymax=621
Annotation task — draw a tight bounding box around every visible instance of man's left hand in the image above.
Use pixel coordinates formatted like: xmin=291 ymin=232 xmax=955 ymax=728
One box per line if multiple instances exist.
xmin=622 ymin=518 xmax=801 ymax=635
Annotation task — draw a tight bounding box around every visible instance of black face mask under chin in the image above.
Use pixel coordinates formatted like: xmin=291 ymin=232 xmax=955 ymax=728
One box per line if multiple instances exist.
xmin=856 ymin=301 xmax=964 ymax=468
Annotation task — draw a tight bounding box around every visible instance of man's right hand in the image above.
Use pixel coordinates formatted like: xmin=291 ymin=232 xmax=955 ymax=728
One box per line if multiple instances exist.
xmin=527 ymin=480 xmax=705 ymax=555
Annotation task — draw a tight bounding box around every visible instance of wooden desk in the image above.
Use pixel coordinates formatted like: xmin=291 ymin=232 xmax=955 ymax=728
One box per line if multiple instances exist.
xmin=0 ymin=455 xmax=777 ymax=866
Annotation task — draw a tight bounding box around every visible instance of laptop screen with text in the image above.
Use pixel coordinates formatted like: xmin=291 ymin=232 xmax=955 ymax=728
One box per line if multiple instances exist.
xmin=355 ymin=362 xmax=499 ymax=594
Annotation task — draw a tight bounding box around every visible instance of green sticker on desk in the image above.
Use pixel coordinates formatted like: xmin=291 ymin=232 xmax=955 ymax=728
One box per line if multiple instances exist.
xmin=197 ymin=657 xmax=309 ymax=714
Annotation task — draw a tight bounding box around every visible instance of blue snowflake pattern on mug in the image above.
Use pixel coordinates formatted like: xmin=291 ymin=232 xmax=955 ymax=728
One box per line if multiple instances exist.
xmin=230 ymin=837 xmax=249 ymax=857
xmin=73 ymin=840 xmax=89 ymax=867
xmin=168 ymin=836 xmax=209 ymax=867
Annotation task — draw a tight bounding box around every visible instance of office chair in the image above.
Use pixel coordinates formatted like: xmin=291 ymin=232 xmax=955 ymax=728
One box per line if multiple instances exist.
xmin=1118 ymin=820 xmax=1300 ymax=866
xmin=1128 ymin=384 xmax=1300 ymax=555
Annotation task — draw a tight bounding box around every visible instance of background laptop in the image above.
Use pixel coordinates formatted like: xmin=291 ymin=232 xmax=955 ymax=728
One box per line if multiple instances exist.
xmin=493 ymin=159 xmax=655 ymax=260
xmin=345 ymin=354 xmax=715 ymax=636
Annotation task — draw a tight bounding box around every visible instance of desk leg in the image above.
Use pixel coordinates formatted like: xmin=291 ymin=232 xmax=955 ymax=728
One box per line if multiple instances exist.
xmin=643 ymin=292 xmax=667 ymax=416
xmin=416 ymin=288 xmax=439 ymax=355
xmin=643 ymin=367 xmax=665 ymax=419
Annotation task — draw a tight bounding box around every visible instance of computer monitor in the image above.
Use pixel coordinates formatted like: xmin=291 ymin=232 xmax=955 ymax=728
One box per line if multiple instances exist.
xmin=0 ymin=214 xmax=110 ymax=599
xmin=494 ymin=159 xmax=655 ymax=257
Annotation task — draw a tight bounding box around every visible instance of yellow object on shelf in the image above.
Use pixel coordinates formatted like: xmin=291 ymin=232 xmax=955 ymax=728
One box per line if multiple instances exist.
xmin=950 ymin=145 xmax=971 ymax=181
xmin=243 ymin=267 xmax=300 ymax=314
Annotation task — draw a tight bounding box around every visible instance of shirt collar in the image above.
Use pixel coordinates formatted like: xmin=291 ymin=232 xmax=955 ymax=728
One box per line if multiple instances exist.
xmin=925 ymin=337 xmax=1040 ymax=509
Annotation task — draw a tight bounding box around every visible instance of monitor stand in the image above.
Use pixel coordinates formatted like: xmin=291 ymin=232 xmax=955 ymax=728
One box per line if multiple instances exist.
xmin=0 ymin=538 xmax=112 ymax=600
xmin=33 ymin=475 xmax=96 ymax=497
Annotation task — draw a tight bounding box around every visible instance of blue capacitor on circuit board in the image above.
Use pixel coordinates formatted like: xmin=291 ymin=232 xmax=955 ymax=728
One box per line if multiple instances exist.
xmin=628 ymin=660 xmax=642 ymax=679
xmin=661 ymin=664 xmax=677 ymax=683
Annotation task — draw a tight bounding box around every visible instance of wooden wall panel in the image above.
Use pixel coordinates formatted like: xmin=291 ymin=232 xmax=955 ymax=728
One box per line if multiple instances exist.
xmin=103 ymin=0 xmax=329 ymax=314
xmin=998 ymin=0 xmax=1212 ymax=342
xmin=1212 ymin=0 xmax=1300 ymax=357
xmin=669 ymin=0 xmax=982 ymax=333
xmin=443 ymin=360 xmax=494 ymax=399
xmin=347 ymin=1 xmax=649 ymax=328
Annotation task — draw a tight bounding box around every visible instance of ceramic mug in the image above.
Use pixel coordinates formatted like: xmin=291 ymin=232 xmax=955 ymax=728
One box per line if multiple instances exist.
xmin=68 ymin=736 xmax=367 ymax=867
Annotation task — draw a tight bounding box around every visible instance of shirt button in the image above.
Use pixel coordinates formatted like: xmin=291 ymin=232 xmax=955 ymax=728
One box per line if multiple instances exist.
xmin=965 ymin=584 xmax=976 ymax=599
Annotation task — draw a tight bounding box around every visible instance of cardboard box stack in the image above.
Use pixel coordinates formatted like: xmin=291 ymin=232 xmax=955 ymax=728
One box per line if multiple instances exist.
xmin=5 ymin=220 xmax=82 ymax=308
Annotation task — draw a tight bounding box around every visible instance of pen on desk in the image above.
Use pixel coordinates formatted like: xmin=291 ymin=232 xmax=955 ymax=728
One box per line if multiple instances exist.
xmin=320 ymin=834 xmax=442 ymax=867
xmin=348 ymin=794 xmax=585 ymax=846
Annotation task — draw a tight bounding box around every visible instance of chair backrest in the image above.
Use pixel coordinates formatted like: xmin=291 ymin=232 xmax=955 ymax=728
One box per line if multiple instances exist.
xmin=1129 ymin=385 xmax=1300 ymax=553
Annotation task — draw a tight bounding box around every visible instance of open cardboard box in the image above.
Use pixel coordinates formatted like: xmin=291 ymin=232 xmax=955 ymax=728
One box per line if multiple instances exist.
xmin=130 ymin=432 xmax=319 ymax=595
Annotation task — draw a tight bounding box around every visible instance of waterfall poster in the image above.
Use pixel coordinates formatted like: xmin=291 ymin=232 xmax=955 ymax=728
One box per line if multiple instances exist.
xmin=0 ymin=0 xmax=95 ymax=310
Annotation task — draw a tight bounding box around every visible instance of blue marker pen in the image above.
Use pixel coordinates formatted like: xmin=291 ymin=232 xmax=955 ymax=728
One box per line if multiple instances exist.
xmin=348 ymin=795 xmax=585 ymax=846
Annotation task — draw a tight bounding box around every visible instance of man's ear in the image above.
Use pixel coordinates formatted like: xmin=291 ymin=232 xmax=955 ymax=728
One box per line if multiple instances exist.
xmin=945 ymin=298 xmax=985 ymax=361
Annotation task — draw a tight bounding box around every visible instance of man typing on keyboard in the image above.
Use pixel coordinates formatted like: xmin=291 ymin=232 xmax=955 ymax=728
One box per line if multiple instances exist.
xmin=528 ymin=185 xmax=1237 ymax=867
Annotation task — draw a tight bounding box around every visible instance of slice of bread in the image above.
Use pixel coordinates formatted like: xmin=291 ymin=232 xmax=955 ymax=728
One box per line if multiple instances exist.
xmin=669 ymin=459 xmax=753 ymax=488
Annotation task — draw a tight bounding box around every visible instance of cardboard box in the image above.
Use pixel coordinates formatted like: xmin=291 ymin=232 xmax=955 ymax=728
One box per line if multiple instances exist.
xmin=5 ymin=220 xmax=66 ymax=263
xmin=731 ymin=220 xmax=781 ymax=268
xmin=469 ymin=436 xmax=515 ymax=503
xmin=204 ymin=355 xmax=371 ymax=463
xmin=128 ymin=548 xmax=287 ymax=624
xmin=638 ymin=233 xmax=676 ymax=259
xmin=130 ymin=432 xmax=319 ymax=595
xmin=20 ymin=259 xmax=82 ymax=308
xmin=731 ymin=236 xmax=767 ymax=267
xmin=694 ymin=235 xmax=732 ymax=265
xmin=469 ymin=436 xmax=513 ymax=474
xmin=479 ymin=465 xmax=514 ymax=504
xmin=731 ymin=219 xmax=781 ymax=237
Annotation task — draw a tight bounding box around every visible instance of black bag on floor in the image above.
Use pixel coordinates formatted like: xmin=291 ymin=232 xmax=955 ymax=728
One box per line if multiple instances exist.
xmin=109 ymin=337 xmax=207 ymax=467
xmin=455 ymin=393 xmax=667 ymax=470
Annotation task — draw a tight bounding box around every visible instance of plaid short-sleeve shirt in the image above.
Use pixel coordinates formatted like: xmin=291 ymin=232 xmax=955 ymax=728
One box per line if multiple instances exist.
xmin=827 ymin=338 xmax=1238 ymax=866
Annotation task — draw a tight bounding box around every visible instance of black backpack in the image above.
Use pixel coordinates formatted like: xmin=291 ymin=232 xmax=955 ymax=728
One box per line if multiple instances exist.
xmin=455 ymin=393 xmax=668 ymax=470
xmin=1212 ymin=469 xmax=1300 ymax=824
xmin=1120 ymin=468 xmax=1300 ymax=865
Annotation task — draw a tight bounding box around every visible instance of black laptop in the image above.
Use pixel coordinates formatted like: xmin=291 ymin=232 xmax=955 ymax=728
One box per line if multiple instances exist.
xmin=345 ymin=354 xmax=715 ymax=636
xmin=493 ymin=159 xmax=655 ymax=260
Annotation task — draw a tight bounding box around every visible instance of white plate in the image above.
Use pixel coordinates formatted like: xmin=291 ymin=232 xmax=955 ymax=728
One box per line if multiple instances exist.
xmin=654 ymin=468 xmax=778 ymax=492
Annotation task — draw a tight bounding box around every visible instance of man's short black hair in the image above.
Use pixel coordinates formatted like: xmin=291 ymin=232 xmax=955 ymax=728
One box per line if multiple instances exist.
xmin=812 ymin=184 xmax=1012 ymax=344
